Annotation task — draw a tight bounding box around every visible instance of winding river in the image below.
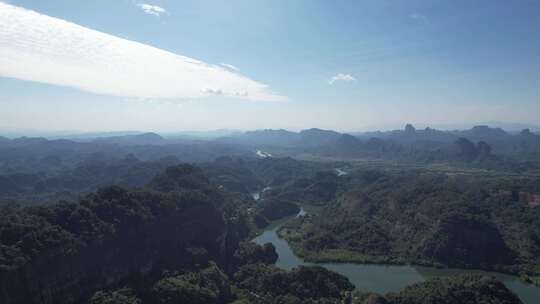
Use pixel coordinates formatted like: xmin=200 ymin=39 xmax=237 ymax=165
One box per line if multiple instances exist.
xmin=253 ymin=216 xmax=540 ymax=304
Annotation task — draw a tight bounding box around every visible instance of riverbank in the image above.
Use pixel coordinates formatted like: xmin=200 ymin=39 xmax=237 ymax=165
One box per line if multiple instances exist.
xmin=278 ymin=219 xmax=540 ymax=289
xmin=254 ymin=214 xmax=540 ymax=304
xmin=279 ymin=224 xmax=520 ymax=269
xmin=521 ymin=274 xmax=540 ymax=288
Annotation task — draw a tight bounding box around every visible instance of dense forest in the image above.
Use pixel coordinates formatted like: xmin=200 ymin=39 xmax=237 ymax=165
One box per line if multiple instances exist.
xmin=352 ymin=274 xmax=522 ymax=304
xmin=1 ymin=127 xmax=539 ymax=303
xmin=279 ymin=169 xmax=540 ymax=278
xmin=3 ymin=0 xmax=540 ymax=302
xmin=2 ymin=125 xmax=540 ymax=178
xmin=0 ymin=162 xmax=529 ymax=303
xmin=0 ymin=164 xmax=357 ymax=303
xmin=219 ymin=125 xmax=540 ymax=173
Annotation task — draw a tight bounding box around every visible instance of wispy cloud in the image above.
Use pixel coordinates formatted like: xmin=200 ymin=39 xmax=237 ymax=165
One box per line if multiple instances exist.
xmin=329 ymin=73 xmax=356 ymax=85
xmin=220 ymin=63 xmax=239 ymax=71
xmin=0 ymin=3 xmax=285 ymax=101
xmin=409 ymin=13 xmax=427 ymax=21
xmin=137 ymin=3 xmax=166 ymax=17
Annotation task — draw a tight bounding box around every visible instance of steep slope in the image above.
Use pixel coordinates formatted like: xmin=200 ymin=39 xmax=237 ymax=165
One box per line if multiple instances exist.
xmin=280 ymin=170 xmax=540 ymax=275
xmin=0 ymin=165 xmax=233 ymax=303
xmin=354 ymin=274 xmax=522 ymax=304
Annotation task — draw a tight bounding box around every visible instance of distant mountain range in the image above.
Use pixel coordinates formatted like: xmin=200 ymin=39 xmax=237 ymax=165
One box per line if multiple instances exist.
xmin=219 ymin=124 xmax=539 ymax=151
xmin=1 ymin=124 xmax=540 ymax=170
xmin=206 ymin=125 xmax=540 ymax=167
xmin=357 ymin=122 xmax=540 ymax=133
xmin=218 ymin=128 xmax=342 ymax=147
xmin=92 ymin=132 xmax=165 ymax=145
xmin=2 ymin=122 xmax=539 ymax=139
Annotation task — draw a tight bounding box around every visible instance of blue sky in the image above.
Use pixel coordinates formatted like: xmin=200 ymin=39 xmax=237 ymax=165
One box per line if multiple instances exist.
xmin=1 ymin=0 xmax=540 ymax=133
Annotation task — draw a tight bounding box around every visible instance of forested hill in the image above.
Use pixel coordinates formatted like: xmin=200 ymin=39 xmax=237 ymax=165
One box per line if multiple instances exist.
xmin=279 ymin=169 xmax=540 ymax=277
xmin=0 ymin=135 xmax=250 ymax=174
xmin=0 ymin=164 xmax=359 ymax=304
xmin=3 ymin=125 xmax=540 ymax=176
xmin=0 ymin=163 xmax=528 ymax=304
xmin=0 ymin=165 xmax=240 ymax=303
xmin=219 ymin=125 xmax=540 ymax=156
xmin=353 ymin=274 xmax=523 ymax=304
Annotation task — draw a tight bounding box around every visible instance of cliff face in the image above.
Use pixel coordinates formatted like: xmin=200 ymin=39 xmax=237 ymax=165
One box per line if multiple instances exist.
xmin=0 ymin=166 xmax=238 ymax=304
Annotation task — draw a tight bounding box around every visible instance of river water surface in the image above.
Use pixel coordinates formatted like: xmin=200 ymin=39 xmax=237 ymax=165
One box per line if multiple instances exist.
xmin=253 ymin=222 xmax=540 ymax=304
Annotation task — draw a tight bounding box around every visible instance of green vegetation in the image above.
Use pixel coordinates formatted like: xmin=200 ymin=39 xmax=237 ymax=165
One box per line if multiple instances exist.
xmin=259 ymin=198 xmax=300 ymax=221
xmin=232 ymin=242 xmax=278 ymax=269
xmin=233 ymin=264 xmax=354 ymax=303
xmin=520 ymin=274 xmax=540 ymax=287
xmin=0 ymin=164 xmax=235 ymax=303
xmin=0 ymin=163 xmax=360 ymax=304
xmin=280 ymin=169 xmax=540 ymax=276
xmin=201 ymin=157 xmax=342 ymax=228
xmin=0 ymin=156 xmax=178 ymax=204
xmin=89 ymin=288 xmax=142 ymax=304
xmin=352 ymin=274 xmax=522 ymax=304
xmin=0 ymin=148 xmax=537 ymax=303
xmin=151 ymin=262 xmax=232 ymax=304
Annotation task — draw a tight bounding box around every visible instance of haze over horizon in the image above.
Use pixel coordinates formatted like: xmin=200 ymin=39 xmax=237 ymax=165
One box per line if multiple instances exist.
xmin=3 ymin=3 xmax=540 ymax=303
xmin=2 ymin=0 xmax=540 ymax=132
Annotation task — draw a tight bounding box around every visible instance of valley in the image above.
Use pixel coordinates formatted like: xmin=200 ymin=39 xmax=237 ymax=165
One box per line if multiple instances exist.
xmin=254 ymin=212 xmax=540 ymax=304
xmin=1 ymin=126 xmax=540 ymax=303
xmin=3 ymin=1 xmax=540 ymax=302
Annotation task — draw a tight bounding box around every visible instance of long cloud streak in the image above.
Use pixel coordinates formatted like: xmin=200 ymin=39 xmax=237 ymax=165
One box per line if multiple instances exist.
xmin=0 ymin=3 xmax=285 ymax=101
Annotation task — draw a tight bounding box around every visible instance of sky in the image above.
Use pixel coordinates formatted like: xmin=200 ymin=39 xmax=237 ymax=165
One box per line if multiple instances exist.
xmin=1 ymin=0 xmax=540 ymax=134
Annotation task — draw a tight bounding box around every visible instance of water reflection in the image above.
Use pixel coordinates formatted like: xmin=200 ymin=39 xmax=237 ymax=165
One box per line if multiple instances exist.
xmin=253 ymin=224 xmax=540 ymax=304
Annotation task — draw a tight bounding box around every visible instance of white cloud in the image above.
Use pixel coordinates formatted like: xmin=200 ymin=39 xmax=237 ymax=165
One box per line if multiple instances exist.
xmin=409 ymin=13 xmax=427 ymax=21
xmin=220 ymin=63 xmax=239 ymax=71
xmin=137 ymin=3 xmax=166 ymax=17
xmin=329 ymin=73 xmax=356 ymax=85
xmin=0 ymin=3 xmax=285 ymax=101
